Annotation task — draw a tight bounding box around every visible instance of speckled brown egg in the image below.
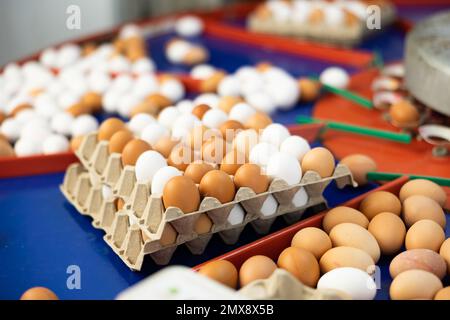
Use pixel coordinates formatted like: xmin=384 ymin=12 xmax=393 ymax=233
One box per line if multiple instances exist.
xmin=405 ymin=220 xmax=445 ymax=252
xmin=198 ymin=260 xmax=239 ymax=289
xmin=98 ymin=118 xmax=126 ymax=141
xmin=291 ymin=227 xmax=332 ymax=260
xmin=298 ymin=78 xmax=321 ymax=102
xmin=220 ymin=150 xmax=246 ymax=176
xmin=301 ymin=147 xmax=335 ymax=178
xmin=219 ymin=96 xmax=243 ymax=113
xmin=403 ymin=195 xmax=446 ymax=228
xmin=359 ymin=191 xmax=401 ymax=220
xmin=192 ymin=104 xmax=211 ymax=120
xmin=277 ymin=246 xmax=320 ymax=287
xmin=184 ymin=162 xmax=214 ymax=184
xmin=109 ymin=129 xmax=133 ymax=154
xmin=20 ymin=287 xmax=59 ymax=300
xmin=245 ymin=112 xmax=273 ymax=131
xmin=199 ymin=170 xmax=235 ymax=203
xmin=154 ymin=136 xmax=180 ymax=158
xmin=368 ymin=212 xmax=406 ymax=255
xmin=121 ymin=139 xmax=152 ymax=166
xmin=339 ymin=154 xmax=377 ymax=186
xmin=194 ymin=214 xmax=213 ymax=234
xmin=233 ymin=163 xmax=269 ymax=194
xmin=162 ymin=176 xmax=200 ymax=213
xmin=323 ymin=206 xmax=369 ymax=233
xmin=239 ymin=255 xmax=277 ymax=287
xmin=399 ymin=179 xmax=447 ymax=207
xmin=220 ymin=120 xmax=244 ymax=142
xmin=168 ymin=144 xmax=195 ymax=171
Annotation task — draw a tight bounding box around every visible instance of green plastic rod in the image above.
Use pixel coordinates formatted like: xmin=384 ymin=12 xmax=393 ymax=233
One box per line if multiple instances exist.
xmin=367 ymin=172 xmax=450 ymax=187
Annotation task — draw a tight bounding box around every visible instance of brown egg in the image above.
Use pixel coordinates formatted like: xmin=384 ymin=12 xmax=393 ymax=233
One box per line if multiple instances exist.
xmin=440 ymin=238 xmax=450 ymax=274
xmin=186 ymin=125 xmax=220 ymax=150
xmin=200 ymin=71 xmax=226 ymax=93
xmin=109 ymin=129 xmax=133 ymax=154
xmin=322 ymin=206 xmax=369 ymax=233
xmin=368 ymin=212 xmax=406 ymax=255
xmin=301 ymin=147 xmax=335 ymax=178
xmin=320 ymin=246 xmax=375 ymax=274
xmin=98 ymin=118 xmax=126 ymax=141
xmin=199 ymin=170 xmax=235 ymax=203
xmin=245 ymin=112 xmax=272 ymax=131
xmin=192 ymin=104 xmax=211 ymax=120
xmin=184 ymin=46 xmax=208 ymax=65
xmin=0 ymin=111 xmax=5 ymax=124
xmin=329 ymin=223 xmax=381 ymax=262
xmin=66 ymin=102 xmax=91 ymax=116
xmin=389 ymin=249 xmax=447 ymax=279
xmin=255 ymin=61 xmax=272 ymax=72
xmin=277 ymin=247 xmax=320 ymax=287
xmin=163 ymin=176 xmax=200 ymax=213
xmin=168 ymin=144 xmax=196 ymax=171
xmin=403 ymin=195 xmax=446 ymax=228
xmin=308 ymin=8 xmax=325 ymax=24
xmin=359 ymin=191 xmax=401 ymax=220
xmin=81 ymin=91 xmax=102 ymax=112
xmin=20 ymin=287 xmax=58 ymax=300
xmin=115 ymin=198 xmax=125 ymax=211
xmin=121 ymin=139 xmax=152 ymax=166
xmin=399 ymin=179 xmax=447 ymax=207
xmin=219 ymin=96 xmax=243 ymax=113
xmin=194 ymin=214 xmax=213 ymax=234
xmin=198 ymin=260 xmax=239 ymax=289
xmin=82 ymin=42 xmax=97 ymax=56
xmin=291 ymin=227 xmax=332 ymax=260
xmin=10 ymin=103 xmax=32 ymax=117
xmin=389 ymin=100 xmax=420 ymax=127
xmin=220 ymin=120 xmax=244 ymax=142
xmin=344 ymin=10 xmax=360 ymax=27
xmin=239 ymin=255 xmax=277 ymax=287
xmin=201 ymin=137 xmax=227 ymax=164
xmin=131 ymin=100 xmax=159 ymax=117
xmin=70 ymin=136 xmax=84 ymax=152
xmin=145 ymin=93 xmax=172 ymax=111
xmin=390 ymin=269 xmax=443 ymax=300
xmin=405 ymin=220 xmax=445 ymax=252
xmin=339 ymin=154 xmax=377 ymax=186
xmin=435 ymin=287 xmax=450 ymax=300
xmin=154 ymin=136 xmax=179 ymax=158
xmin=233 ymin=163 xmax=269 ymax=194
xmin=184 ymin=162 xmax=214 ymax=184
xmin=0 ymin=139 xmax=15 ymax=157
xmin=220 ymin=150 xmax=246 ymax=176
xmin=160 ymin=223 xmax=178 ymax=246
xmin=298 ymin=78 xmax=321 ymax=102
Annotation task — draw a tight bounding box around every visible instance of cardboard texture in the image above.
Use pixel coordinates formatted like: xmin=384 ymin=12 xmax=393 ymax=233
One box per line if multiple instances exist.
xmin=61 ymin=133 xmax=356 ymax=271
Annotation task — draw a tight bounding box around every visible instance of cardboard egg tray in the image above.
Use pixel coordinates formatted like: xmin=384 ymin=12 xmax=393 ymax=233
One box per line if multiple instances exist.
xmin=61 ymin=133 xmax=356 ymax=271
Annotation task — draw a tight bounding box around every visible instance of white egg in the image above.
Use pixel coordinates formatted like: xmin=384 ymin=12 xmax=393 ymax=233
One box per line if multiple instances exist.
xmin=171 ymin=114 xmax=201 ymax=139
xmin=324 ymin=5 xmax=345 ymax=25
xmin=233 ymin=129 xmax=259 ymax=156
xmin=87 ymin=70 xmax=111 ymax=94
xmin=71 ymin=114 xmax=99 ymax=137
xmin=260 ymin=194 xmax=278 ymax=217
xmin=14 ymin=137 xmax=43 ymax=156
xmin=175 ymin=15 xmax=204 ymax=37
xmin=166 ymin=40 xmax=192 ymax=64
xmin=228 ymin=102 xmax=256 ymax=124
xmin=320 ymin=67 xmax=350 ymax=89
xmin=227 ymin=204 xmax=245 ymax=225
xmin=150 ymin=166 xmax=183 ymax=196
xmin=317 ymin=267 xmax=377 ymax=300
xmin=39 ymin=48 xmax=57 ymax=67
xmin=141 ymin=122 xmax=170 ymax=147
xmin=193 ymin=93 xmax=220 ymax=109
xmin=266 ymin=79 xmax=299 ymax=110
xmin=176 ymin=99 xmax=195 ymax=114
xmin=15 ymin=109 xmax=37 ymax=124
xmin=342 ymin=1 xmax=367 ymax=19
xmin=266 ymin=152 xmax=302 ymax=185
xmin=217 ymin=75 xmax=241 ymax=97
xmin=102 ymin=184 xmax=114 ymax=201
xmin=108 ymin=55 xmax=131 ymax=73
xmin=135 ymin=150 xmax=167 ymax=183
xmin=20 ymin=122 xmax=51 ymax=142
xmin=56 ymin=44 xmax=81 ymax=68
xmin=117 ymin=94 xmax=141 ymax=118
xmin=158 ymin=106 xmax=180 ymax=129
xmin=267 ymin=0 xmax=291 ymax=22
xmin=292 ymin=187 xmax=308 ymax=207
xmin=0 ymin=118 xmax=22 ymax=142
xmin=202 ymin=109 xmax=228 ymax=128
xmin=57 ymin=91 xmax=81 ymax=110
xmin=261 ymin=123 xmax=290 ymax=148
xmin=128 ymin=113 xmax=155 ymax=135
xmin=292 ymin=1 xmax=312 ymax=22
xmin=51 ymin=112 xmax=74 ymax=136
xmin=102 ymin=90 xmax=121 ymax=113
xmin=111 ymin=74 xmax=134 ymax=93
xmin=132 ymin=74 xmax=159 ymax=98
xmin=132 ymin=58 xmax=155 ymax=74
xmin=34 ymin=94 xmax=59 ymax=118
xmin=42 ymin=134 xmax=70 ymax=154
xmin=235 ymin=66 xmax=259 ymax=82
xmin=190 ymin=64 xmax=216 ymax=80
xmin=119 ymin=24 xmax=142 ymax=39
xmin=249 ymin=142 xmax=278 ymax=168
xmin=46 ymin=80 xmax=64 ymax=98
xmin=240 ymin=76 xmax=265 ymax=96
xmin=3 ymin=63 xmax=22 ymax=80
xmin=279 ymin=136 xmax=310 ymax=161
xmin=159 ymin=79 xmax=185 ymax=102
xmin=5 ymin=96 xmax=32 ymax=114
xmin=245 ymin=91 xmax=276 ymax=114
xmin=2 ymin=77 xmax=21 ymax=97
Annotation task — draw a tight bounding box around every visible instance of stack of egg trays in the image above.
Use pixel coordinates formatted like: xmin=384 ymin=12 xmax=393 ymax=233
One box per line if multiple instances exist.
xmin=61 ymin=132 xmax=356 ymax=271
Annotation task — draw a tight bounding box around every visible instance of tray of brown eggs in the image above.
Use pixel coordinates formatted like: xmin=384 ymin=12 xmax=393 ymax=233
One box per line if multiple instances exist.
xmin=61 ymin=107 xmax=355 ymax=271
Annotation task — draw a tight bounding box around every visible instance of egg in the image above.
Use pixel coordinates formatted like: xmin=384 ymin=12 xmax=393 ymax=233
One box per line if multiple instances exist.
xmin=199 ymin=170 xmax=235 ymax=203
xmin=153 ymin=136 xmax=179 ymax=158
xmin=330 ymin=223 xmax=381 ymax=263
xmin=200 ymin=71 xmax=227 ymax=93
xmin=440 ymin=238 xmax=450 ymax=274
xmin=245 ymin=91 xmax=277 ymax=114
xmin=168 ymin=144 xmax=196 ymax=171
xmin=217 ymin=76 xmax=241 ymax=97
xmin=160 ymin=79 xmax=185 ymax=103
xmin=184 ymin=162 xmax=214 ymax=184
xmin=102 ymin=184 xmax=113 ymax=201
xmin=245 ymin=112 xmax=273 ymax=131
xmin=402 ymin=195 xmax=446 ymax=228
xmin=399 ymin=179 xmax=446 ymax=207
xmin=232 ymin=129 xmax=259 ymax=158
xmin=172 ymin=114 xmax=202 ymax=139
xmin=368 ymin=212 xmax=406 ymax=255
xmin=319 ymin=67 xmax=350 ymax=89
xmin=219 ymin=120 xmax=244 ymax=142
xmin=198 ymin=260 xmax=238 ymax=289
xmin=0 ymin=139 xmax=14 ymax=157
xmin=218 ymin=96 xmax=243 ymax=114
xmin=151 ymin=166 xmax=183 ymax=196
xmin=320 ymin=247 xmax=375 ymax=274
xmin=186 ymin=125 xmax=214 ymax=150
xmin=158 ymin=223 xmax=178 ymax=246
xmin=81 ymin=92 xmax=102 ymax=112
xmin=390 ymin=270 xmax=443 ymax=300
xmin=277 ymin=247 xmax=320 ymax=287
xmin=266 ymin=152 xmax=302 ymax=186
xmin=14 ymin=137 xmax=43 ymax=156
xmin=121 ymin=139 xmax=152 ymax=166
xmin=194 ymin=213 xmax=213 ymax=234
xmin=109 ymin=130 xmax=133 ymax=154
xmin=70 ymin=136 xmax=84 ymax=152
xmin=202 ymin=109 xmax=228 ymax=129
xmin=42 ymin=134 xmax=70 ymax=155
xmin=234 ymin=163 xmax=269 ymax=194
xmin=228 ymin=103 xmax=256 ymax=124
xmin=317 ymin=267 xmax=377 ymax=300
xmin=192 ymin=104 xmax=211 ymax=120
xmin=0 ymin=118 xmax=21 ymax=142
xmin=228 ymin=204 xmax=245 ymax=225
xmin=298 ymin=78 xmax=321 ymax=102
xmin=249 ymin=142 xmax=278 ymax=168
xmin=194 ymin=93 xmax=220 ymax=109
xmin=389 ymin=249 xmax=447 ymax=279
xmin=260 ymin=194 xmax=278 ymax=217
xmin=128 ymin=113 xmax=155 ymax=135
xmin=20 ymin=287 xmax=59 ymax=300
xmin=51 ymin=112 xmax=74 ymax=136
xmin=291 ymin=227 xmax=332 ymax=260
xmin=141 ymin=123 xmax=170 ymax=147
xmin=359 ymin=191 xmax=401 ymax=220
xmin=434 ymin=287 xmax=450 ymax=300
xmin=116 ymin=198 xmax=125 ymax=211
xmin=162 ymin=176 xmax=200 ymax=213
xmin=175 ymin=15 xmax=204 ymax=37
xmin=158 ymin=106 xmax=181 ymax=129
xmin=201 ymin=137 xmax=227 ymax=164
xmin=220 ymin=150 xmax=246 ymax=175
xmin=322 ymin=206 xmax=369 ymax=233
xmin=389 ymin=100 xmax=420 ymax=127
xmin=301 ymin=147 xmax=335 ymax=178
xmin=339 ymin=154 xmax=377 ymax=186
xmin=279 ymin=136 xmax=311 ymax=162
xmin=176 ymin=99 xmax=195 ymax=114
xmin=134 ymin=150 xmax=167 ymax=184
xmin=260 ymin=123 xmax=290 ymax=148
xmin=405 ymin=219 xmax=445 ymax=252
xmin=71 ymin=114 xmax=99 ymax=137
xmin=191 ymin=64 xmax=216 ymax=80
xmin=239 ymin=255 xmax=277 ymax=287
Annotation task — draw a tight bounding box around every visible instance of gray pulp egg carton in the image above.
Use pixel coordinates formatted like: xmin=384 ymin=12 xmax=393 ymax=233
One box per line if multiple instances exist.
xmin=61 ymin=133 xmax=356 ymax=271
